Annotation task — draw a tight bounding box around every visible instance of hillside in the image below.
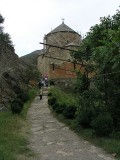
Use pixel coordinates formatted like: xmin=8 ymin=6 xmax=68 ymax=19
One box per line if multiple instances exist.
xmin=0 ymin=43 xmax=28 ymax=110
xmin=0 ymin=46 xmax=43 ymax=111
xmin=20 ymin=49 xmax=44 ymax=66
xmin=0 ymin=13 xmax=43 ymax=110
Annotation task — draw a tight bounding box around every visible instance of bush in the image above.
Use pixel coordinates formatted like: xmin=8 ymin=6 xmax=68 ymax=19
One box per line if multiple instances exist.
xmin=55 ymin=103 xmax=66 ymax=114
xmin=11 ymin=98 xmax=23 ymax=114
xmin=48 ymin=92 xmax=52 ymax=97
xmin=12 ymin=98 xmax=24 ymax=107
xmin=77 ymin=107 xmax=96 ymax=128
xmin=17 ymin=92 xmax=28 ymax=103
xmin=48 ymin=97 xmax=56 ymax=106
xmin=63 ymin=105 xmax=76 ymax=119
xmin=91 ymin=113 xmax=113 ymax=137
xmin=52 ymin=101 xmax=59 ymax=111
xmin=49 ymin=80 xmax=55 ymax=86
xmin=111 ymin=131 xmax=120 ymax=139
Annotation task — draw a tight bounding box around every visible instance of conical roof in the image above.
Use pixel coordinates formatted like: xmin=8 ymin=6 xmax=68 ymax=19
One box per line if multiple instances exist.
xmin=47 ymin=22 xmax=77 ymax=35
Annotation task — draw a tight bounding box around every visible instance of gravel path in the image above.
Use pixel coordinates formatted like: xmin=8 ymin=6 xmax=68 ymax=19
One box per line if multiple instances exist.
xmin=27 ymin=95 xmax=116 ymax=160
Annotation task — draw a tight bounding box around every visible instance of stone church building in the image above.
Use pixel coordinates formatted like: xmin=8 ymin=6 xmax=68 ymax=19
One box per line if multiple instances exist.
xmin=37 ymin=21 xmax=82 ymax=80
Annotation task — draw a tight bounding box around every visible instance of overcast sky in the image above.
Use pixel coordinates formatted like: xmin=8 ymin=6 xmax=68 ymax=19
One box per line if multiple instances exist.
xmin=0 ymin=0 xmax=120 ymax=57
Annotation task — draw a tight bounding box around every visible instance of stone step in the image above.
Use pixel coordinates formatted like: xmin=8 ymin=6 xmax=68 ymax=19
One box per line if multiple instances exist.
xmin=43 ymin=90 xmax=48 ymax=96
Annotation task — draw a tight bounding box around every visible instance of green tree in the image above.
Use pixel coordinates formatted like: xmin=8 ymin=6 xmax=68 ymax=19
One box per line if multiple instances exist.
xmin=0 ymin=14 xmax=4 ymax=33
xmin=19 ymin=65 xmax=41 ymax=88
xmin=0 ymin=14 xmax=13 ymax=49
xmin=74 ymin=8 xmax=120 ymax=130
xmin=0 ymin=14 xmax=4 ymax=24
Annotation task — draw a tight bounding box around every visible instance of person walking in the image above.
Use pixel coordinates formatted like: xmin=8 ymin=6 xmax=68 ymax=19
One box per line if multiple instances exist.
xmin=39 ymin=87 xmax=43 ymax=100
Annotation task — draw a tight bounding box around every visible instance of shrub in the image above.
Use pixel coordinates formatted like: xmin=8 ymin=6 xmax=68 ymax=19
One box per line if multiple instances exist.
xmin=55 ymin=103 xmax=66 ymax=114
xmin=52 ymin=101 xmax=59 ymax=111
xmin=91 ymin=113 xmax=113 ymax=137
xmin=17 ymin=92 xmax=28 ymax=103
xmin=12 ymin=98 xmax=24 ymax=107
xmin=111 ymin=131 xmax=120 ymax=139
xmin=48 ymin=92 xmax=52 ymax=97
xmin=11 ymin=98 xmax=23 ymax=114
xmin=63 ymin=105 xmax=76 ymax=119
xmin=49 ymin=80 xmax=55 ymax=86
xmin=77 ymin=107 xmax=96 ymax=128
xmin=48 ymin=97 xmax=56 ymax=106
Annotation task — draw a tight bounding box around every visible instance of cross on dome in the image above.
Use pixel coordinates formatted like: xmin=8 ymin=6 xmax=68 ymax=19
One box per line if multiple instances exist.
xmin=62 ymin=18 xmax=65 ymax=24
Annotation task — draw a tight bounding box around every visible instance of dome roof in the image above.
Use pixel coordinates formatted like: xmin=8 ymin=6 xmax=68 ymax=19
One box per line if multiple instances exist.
xmin=47 ymin=22 xmax=77 ymax=35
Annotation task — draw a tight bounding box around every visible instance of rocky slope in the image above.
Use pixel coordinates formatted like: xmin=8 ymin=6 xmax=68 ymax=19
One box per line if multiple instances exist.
xmin=0 ymin=44 xmax=27 ymax=110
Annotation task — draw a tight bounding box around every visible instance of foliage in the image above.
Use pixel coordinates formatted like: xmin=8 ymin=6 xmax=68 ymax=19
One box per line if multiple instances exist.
xmin=0 ymin=14 xmax=13 ymax=49
xmin=0 ymin=14 xmax=4 ymax=24
xmin=48 ymin=92 xmax=52 ymax=97
xmin=91 ymin=113 xmax=113 ymax=137
xmin=76 ymin=106 xmax=96 ymax=128
xmin=49 ymin=80 xmax=55 ymax=86
xmin=0 ymin=14 xmax=4 ymax=33
xmin=48 ymin=87 xmax=77 ymax=119
xmin=55 ymin=103 xmax=66 ymax=114
xmin=11 ymin=98 xmax=23 ymax=114
xmin=0 ymin=89 xmax=36 ymax=160
xmin=73 ymin=8 xmax=120 ymax=131
xmin=48 ymin=97 xmax=56 ymax=106
xmin=21 ymin=88 xmax=37 ymax=118
xmin=17 ymin=92 xmax=28 ymax=103
xmin=49 ymin=86 xmax=76 ymax=106
xmin=63 ymin=104 xmax=76 ymax=119
xmin=49 ymin=87 xmax=120 ymax=159
xmin=11 ymin=92 xmax=28 ymax=114
xmin=19 ymin=64 xmax=40 ymax=87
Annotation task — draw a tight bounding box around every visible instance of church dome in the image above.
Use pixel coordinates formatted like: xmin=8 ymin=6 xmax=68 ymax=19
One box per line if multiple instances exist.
xmin=47 ymin=22 xmax=77 ymax=36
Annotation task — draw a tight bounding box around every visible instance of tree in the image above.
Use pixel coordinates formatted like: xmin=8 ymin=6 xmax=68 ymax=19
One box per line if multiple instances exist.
xmin=74 ymin=8 xmax=120 ymax=130
xmin=0 ymin=14 xmax=4 ymax=33
xmin=0 ymin=14 xmax=4 ymax=24
xmin=0 ymin=14 xmax=13 ymax=50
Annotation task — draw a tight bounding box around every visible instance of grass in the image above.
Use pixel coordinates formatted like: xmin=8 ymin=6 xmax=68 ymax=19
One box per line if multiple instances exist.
xmin=52 ymin=113 xmax=120 ymax=160
xmin=49 ymin=86 xmax=77 ymax=106
xmin=77 ymin=129 xmax=120 ymax=160
xmin=48 ymin=86 xmax=120 ymax=160
xmin=0 ymin=88 xmax=37 ymax=160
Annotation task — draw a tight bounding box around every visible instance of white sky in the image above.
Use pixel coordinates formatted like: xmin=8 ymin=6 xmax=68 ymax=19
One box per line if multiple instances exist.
xmin=0 ymin=0 xmax=120 ymax=57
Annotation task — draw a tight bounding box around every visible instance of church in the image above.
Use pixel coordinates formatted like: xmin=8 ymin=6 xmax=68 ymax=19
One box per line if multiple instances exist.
xmin=37 ymin=21 xmax=82 ymax=80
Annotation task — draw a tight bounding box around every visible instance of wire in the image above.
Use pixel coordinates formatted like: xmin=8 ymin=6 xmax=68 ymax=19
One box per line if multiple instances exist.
xmin=40 ymin=42 xmax=79 ymax=53
xmin=44 ymin=55 xmax=85 ymax=66
xmin=47 ymin=55 xmax=120 ymax=79
xmin=40 ymin=42 xmax=120 ymax=78
xmin=90 ymin=70 xmax=120 ymax=80
xmin=40 ymin=42 xmax=92 ymax=58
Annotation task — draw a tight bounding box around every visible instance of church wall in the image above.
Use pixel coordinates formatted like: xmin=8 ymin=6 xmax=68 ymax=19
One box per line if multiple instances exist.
xmin=37 ymin=28 xmax=82 ymax=79
xmin=49 ymin=61 xmax=85 ymax=79
xmin=37 ymin=55 xmax=44 ymax=75
xmin=37 ymin=55 xmax=50 ymax=78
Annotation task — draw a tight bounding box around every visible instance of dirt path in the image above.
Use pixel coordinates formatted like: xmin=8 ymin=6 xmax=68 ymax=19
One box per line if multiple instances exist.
xmin=27 ymin=95 xmax=116 ymax=160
